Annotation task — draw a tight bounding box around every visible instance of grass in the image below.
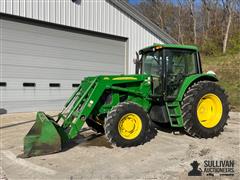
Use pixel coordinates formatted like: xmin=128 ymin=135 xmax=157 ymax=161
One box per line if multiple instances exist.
xmin=201 ymin=53 xmax=240 ymax=111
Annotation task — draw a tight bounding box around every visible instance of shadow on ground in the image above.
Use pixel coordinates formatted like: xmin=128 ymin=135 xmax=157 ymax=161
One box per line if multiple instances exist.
xmin=152 ymin=122 xmax=186 ymax=136
xmin=62 ymin=123 xmax=187 ymax=153
xmin=62 ymin=128 xmax=113 ymax=152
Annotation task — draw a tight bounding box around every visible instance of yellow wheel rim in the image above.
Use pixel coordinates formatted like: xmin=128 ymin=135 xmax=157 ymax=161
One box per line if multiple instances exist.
xmin=118 ymin=113 xmax=142 ymax=140
xmin=197 ymin=93 xmax=223 ymax=128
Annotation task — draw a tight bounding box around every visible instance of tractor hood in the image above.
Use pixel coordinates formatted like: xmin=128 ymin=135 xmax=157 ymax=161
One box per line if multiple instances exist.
xmin=76 ymin=74 xmax=151 ymax=100
xmin=81 ymin=74 xmax=150 ymax=87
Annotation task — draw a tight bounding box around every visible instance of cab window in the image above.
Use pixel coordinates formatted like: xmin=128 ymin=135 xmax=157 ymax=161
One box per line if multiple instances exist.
xmin=165 ymin=49 xmax=198 ymax=76
xmin=142 ymin=50 xmax=163 ymax=76
xmin=165 ymin=49 xmax=198 ymax=97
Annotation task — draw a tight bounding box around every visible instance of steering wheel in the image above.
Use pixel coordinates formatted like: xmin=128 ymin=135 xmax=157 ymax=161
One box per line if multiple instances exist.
xmin=167 ymin=72 xmax=184 ymax=90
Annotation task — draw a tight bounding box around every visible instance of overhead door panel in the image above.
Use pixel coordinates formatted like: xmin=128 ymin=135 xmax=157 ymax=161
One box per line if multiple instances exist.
xmin=0 ymin=18 xmax=127 ymax=112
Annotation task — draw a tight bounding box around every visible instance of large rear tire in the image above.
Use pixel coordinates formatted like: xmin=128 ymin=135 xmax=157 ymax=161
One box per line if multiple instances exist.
xmin=104 ymin=102 xmax=152 ymax=147
xmin=182 ymin=81 xmax=229 ymax=138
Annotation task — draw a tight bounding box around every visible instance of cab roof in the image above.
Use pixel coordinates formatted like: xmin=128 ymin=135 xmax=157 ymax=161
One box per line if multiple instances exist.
xmin=140 ymin=43 xmax=198 ymax=53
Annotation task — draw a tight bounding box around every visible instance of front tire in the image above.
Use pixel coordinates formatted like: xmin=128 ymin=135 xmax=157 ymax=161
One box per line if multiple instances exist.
xmin=104 ymin=102 xmax=152 ymax=147
xmin=182 ymin=81 xmax=229 ymax=138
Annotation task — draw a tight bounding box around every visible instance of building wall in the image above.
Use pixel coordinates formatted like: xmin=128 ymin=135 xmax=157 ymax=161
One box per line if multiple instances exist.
xmin=0 ymin=0 xmax=163 ymax=74
xmin=1 ymin=17 xmax=127 ymax=112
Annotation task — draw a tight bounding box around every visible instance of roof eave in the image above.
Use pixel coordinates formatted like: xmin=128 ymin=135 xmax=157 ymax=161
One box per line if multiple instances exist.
xmin=107 ymin=0 xmax=178 ymax=44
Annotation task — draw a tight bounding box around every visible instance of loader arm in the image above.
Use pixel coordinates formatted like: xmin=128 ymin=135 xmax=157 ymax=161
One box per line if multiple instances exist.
xmin=22 ymin=75 xmax=150 ymax=157
xmin=23 ymin=77 xmax=106 ymax=157
xmin=59 ymin=77 xmax=106 ymax=139
xmin=59 ymin=75 xmax=150 ymax=139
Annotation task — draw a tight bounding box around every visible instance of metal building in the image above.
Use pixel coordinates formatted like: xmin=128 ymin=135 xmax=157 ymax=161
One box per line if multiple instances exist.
xmin=0 ymin=0 xmax=176 ymax=113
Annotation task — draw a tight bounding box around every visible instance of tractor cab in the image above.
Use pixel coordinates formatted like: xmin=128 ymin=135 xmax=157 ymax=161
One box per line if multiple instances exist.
xmin=136 ymin=44 xmax=202 ymax=98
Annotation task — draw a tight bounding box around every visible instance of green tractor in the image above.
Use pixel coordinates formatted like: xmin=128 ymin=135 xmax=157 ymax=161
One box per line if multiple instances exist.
xmin=22 ymin=44 xmax=229 ymax=157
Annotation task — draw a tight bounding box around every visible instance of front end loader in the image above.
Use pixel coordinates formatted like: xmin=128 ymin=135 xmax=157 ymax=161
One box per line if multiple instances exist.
xmin=22 ymin=44 xmax=229 ymax=157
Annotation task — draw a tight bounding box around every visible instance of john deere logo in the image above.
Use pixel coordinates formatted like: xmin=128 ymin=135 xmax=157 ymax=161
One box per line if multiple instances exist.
xmin=188 ymin=161 xmax=202 ymax=176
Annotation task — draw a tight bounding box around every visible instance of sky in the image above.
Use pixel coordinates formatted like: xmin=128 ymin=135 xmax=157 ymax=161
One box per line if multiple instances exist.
xmin=129 ymin=0 xmax=140 ymax=4
xmin=129 ymin=0 xmax=202 ymax=5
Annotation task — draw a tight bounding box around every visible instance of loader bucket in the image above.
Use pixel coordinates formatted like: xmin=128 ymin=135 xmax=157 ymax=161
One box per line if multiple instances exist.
xmin=22 ymin=112 xmax=69 ymax=158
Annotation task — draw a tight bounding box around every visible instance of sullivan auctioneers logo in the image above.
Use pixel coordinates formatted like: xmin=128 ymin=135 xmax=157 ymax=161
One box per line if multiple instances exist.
xmin=188 ymin=160 xmax=235 ymax=176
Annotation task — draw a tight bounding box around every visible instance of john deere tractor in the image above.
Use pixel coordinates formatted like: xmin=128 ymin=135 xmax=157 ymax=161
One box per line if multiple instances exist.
xmin=22 ymin=44 xmax=229 ymax=157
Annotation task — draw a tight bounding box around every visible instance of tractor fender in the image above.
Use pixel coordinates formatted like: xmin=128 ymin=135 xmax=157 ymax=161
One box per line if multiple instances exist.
xmin=176 ymin=74 xmax=218 ymax=102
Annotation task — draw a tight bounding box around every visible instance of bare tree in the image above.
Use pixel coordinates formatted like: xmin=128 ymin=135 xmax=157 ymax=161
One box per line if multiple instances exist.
xmin=222 ymin=0 xmax=236 ymax=53
xmin=177 ymin=0 xmax=184 ymax=44
xmin=188 ymin=0 xmax=197 ymax=44
xmin=151 ymin=0 xmax=166 ymax=29
xmin=136 ymin=0 xmax=239 ymax=54
xmin=202 ymin=0 xmax=212 ymax=38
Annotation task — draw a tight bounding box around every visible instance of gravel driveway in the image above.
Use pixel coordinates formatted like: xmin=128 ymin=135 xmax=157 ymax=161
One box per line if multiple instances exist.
xmin=0 ymin=112 xmax=239 ymax=180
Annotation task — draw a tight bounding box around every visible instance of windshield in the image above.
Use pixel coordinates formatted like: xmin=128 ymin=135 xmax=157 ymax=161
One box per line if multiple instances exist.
xmin=142 ymin=50 xmax=163 ymax=76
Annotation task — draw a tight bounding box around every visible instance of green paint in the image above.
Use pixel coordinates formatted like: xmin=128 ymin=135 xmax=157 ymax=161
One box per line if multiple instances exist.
xmin=23 ymin=44 xmax=222 ymax=157
xmin=165 ymin=101 xmax=183 ymax=127
xmin=176 ymin=73 xmax=218 ymax=102
xmin=162 ymin=73 xmax=218 ymax=128
xmin=59 ymin=74 xmax=152 ymax=140
xmin=23 ymin=112 xmax=68 ymax=157
xmin=140 ymin=43 xmax=198 ymax=52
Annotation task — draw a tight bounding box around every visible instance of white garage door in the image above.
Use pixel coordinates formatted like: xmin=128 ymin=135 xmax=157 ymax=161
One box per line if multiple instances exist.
xmin=0 ymin=18 xmax=127 ymax=113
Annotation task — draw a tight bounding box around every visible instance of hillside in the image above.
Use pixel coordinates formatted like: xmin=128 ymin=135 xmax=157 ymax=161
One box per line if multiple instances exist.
xmin=202 ymin=53 xmax=240 ymax=111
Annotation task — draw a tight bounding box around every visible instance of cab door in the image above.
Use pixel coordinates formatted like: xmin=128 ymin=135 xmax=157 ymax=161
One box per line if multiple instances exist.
xmin=141 ymin=50 xmax=164 ymax=96
xmin=164 ymin=48 xmax=199 ymax=99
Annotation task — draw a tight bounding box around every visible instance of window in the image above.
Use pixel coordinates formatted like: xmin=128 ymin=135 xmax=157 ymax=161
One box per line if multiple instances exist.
xmin=49 ymin=83 xmax=60 ymax=87
xmin=72 ymin=84 xmax=80 ymax=88
xmin=23 ymin=83 xmax=36 ymax=87
xmin=165 ymin=49 xmax=198 ymax=97
xmin=0 ymin=82 xmax=7 ymax=87
xmin=165 ymin=49 xmax=198 ymax=76
xmin=142 ymin=50 xmax=163 ymax=76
